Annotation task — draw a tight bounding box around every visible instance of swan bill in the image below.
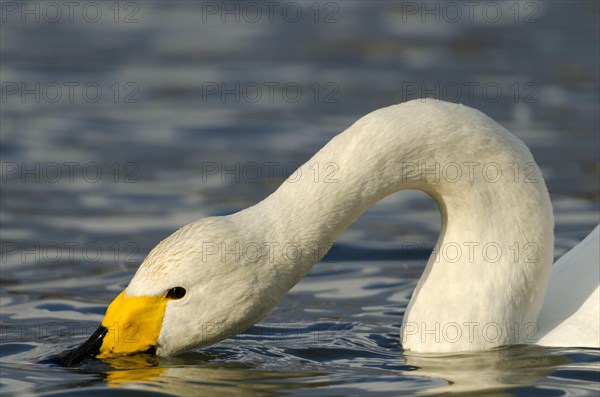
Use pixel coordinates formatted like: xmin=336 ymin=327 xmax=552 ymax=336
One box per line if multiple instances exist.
xmin=62 ymin=290 xmax=167 ymax=365
xmin=62 ymin=324 xmax=108 ymax=366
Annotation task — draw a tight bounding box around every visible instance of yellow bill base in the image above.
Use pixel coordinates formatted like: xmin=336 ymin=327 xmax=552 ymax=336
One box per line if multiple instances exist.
xmin=97 ymin=290 xmax=167 ymax=358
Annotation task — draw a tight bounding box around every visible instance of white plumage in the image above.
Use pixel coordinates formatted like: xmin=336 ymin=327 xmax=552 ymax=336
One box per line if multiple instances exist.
xmin=121 ymin=99 xmax=600 ymax=355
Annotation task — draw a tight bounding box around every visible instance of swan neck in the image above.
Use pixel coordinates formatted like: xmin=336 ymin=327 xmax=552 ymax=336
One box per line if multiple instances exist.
xmin=251 ymin=101 xmax=554 ymax=351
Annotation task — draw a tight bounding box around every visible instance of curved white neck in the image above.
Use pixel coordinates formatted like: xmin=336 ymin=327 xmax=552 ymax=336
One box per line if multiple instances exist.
xmin=247 ymin=100 xmax=554 ymax=352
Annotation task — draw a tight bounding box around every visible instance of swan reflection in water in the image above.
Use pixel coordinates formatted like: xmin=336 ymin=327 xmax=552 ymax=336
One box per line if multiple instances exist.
xmin=99 ymin=353 xmax=329 ymax=397
xmin=403 ymin=345 xmax=572 ymax=395
xmin=99 ymin=345 xmax=571 ymax=396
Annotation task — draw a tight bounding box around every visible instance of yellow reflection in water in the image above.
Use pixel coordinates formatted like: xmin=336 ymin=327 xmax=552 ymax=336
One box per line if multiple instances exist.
xmin=101 ymin=354 xmax=329 ymax=397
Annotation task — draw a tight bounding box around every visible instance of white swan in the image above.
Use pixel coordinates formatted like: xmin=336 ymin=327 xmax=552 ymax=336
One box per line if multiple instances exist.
xmin=63 ymin=99 xmax=599 ymax=365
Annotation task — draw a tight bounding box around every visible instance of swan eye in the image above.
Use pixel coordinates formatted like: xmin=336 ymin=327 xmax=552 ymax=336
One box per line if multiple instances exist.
xmin=166 ymin=287 xmax=186 ymax=300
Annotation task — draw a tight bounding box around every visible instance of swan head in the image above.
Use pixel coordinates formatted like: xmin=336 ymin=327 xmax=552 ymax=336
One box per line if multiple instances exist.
xmin=63 ymin=214 xmax=288 ymax=365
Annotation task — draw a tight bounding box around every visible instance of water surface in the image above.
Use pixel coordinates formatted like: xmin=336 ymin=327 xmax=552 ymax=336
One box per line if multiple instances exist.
xmin=1 ymin=1 xmax=599 ymax=396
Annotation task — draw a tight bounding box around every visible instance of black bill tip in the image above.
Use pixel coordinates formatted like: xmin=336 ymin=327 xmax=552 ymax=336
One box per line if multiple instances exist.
xmin=60 ymin=325 xmax=107 ymax=366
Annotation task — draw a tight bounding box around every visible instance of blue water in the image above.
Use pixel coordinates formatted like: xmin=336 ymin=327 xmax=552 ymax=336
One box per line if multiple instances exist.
xmin=1 ymin=1 xmax=599 ymax=396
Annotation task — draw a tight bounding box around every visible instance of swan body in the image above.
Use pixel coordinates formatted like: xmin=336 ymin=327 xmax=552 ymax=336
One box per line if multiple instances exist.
xmin=65 ymin=99 xmax=600 ymax=364
xmin=537 ymin=225 xmax=599 ymax=347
